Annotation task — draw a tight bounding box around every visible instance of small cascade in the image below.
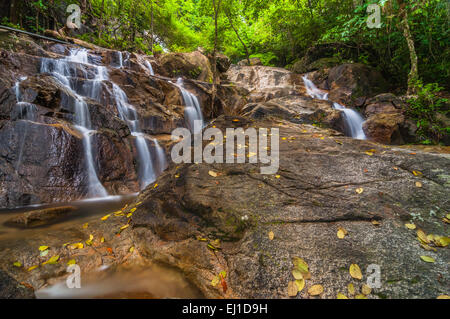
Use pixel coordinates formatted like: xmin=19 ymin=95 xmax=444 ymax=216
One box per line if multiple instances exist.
xmin=173 ymin=78 xmax=204 ymax=134
xmin=302 ymin=75 xmax=367 ymax=140
xmin=115 ymin=51 xmax=130 ymax=69
xmin=112 ymin=83 xmax=157 ymax=189
xmin=144 ymin=60 xmax=155 ymax=76
xmin=41 ymin=49 xmax=108 ymax=198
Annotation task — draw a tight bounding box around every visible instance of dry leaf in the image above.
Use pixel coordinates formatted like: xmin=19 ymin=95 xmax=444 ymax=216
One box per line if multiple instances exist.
xmin=42 ymin=255 xmax=59 ymax=265
xmin=349 ymin=264 xmax=363 ymax=280
xmin=38 ymin=246 xmax=49 ymax=251
xmin=292 ymin=257 xmax=309 ymax=274
xmin=405 ymin=223 xmax=416 ymax=230
xmin=292 ymin=269 xmax=303 ymax=280
xmin=67 ymin=259 xmax=76 ymax=265
xmin=361 ymin=284 xmax=372 ymax=295
xmin=268 ymin=231 xmax=274 ymax=240
xmin=420 ymin=255 xmax=435 ymax=263
xmin=308 ymin=284 xmax=324 ymax=296
xmin=355 ymin=294 xmax=368 ymax=299
xmin=437 ymin=295 xmax=450 ymax=299
xmin=288 ymin=281 xmax=298 ymax=297
xmin=295 ymin=279 xmax=305 ymax=293
xmin=355 ymin=188 xmax=364 ymax=194
xmin=348 ymin=283 xmax=355 ymax=295
xmin=13 ymin=261 xmax=22 ymax=267
xmin=82 ymin=223 xmax=88 ymax=229
xmin=337 ymin=227 xmax=348 ymax=239
xmin=337 ymin=293 xmax=348 ymax=299
xmin=417 ymin=229 xmax=430 ymax=244
xmin=27 ymin=265 xmax=38 ymax=271
xmin=101 ymin=214 xmax=111 ymax=221
xmin=415 ymin=181 xmax=422 ymax=188
xmin=208 ymin=170 xmax=218 ymax=177
xmin=371 ymin=220 xmax=381 ymax=226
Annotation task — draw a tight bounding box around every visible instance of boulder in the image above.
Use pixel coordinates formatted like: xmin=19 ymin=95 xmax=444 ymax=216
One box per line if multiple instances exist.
xmin=237 ymin=57 xmax=263 ymax=66
xmin=327 ymin=63 xmax=388 ymax=106
xmin=157 ymin=51 xmax=213 ymax=82
xmin=363 ymin=113 xmax=405 ymax=144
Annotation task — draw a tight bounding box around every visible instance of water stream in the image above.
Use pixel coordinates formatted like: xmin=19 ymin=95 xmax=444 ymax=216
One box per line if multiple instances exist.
xmin=302 ymin=75 xmax=367 ymax=140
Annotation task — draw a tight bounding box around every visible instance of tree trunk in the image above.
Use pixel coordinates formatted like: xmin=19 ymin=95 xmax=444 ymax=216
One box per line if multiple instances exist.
xmin=225 ymin=9 xmax=250 ymax=64
xmin=211 ymin=0 xmax=222 ymax=114
xmin=150 ymin=0 xmax=154 ymax=53
xmin=397 ymin=0 xmax=418 ymax=95
xmin=10 ymin=0 xmax=19 ymax=24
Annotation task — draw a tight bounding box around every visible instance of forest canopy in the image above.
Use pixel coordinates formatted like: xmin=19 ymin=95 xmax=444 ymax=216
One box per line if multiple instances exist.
xmin=1 ymin=0 xmax=449 ymax=91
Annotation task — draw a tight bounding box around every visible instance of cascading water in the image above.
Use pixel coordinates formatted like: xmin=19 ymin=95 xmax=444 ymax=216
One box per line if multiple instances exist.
xmin=41 ymin=49 xmax=108 ymax=198
xmin=173 ymin=78 xmax=204 ymax=134
xmin=144 ymin=60 xmax=155 ymax=76
xmin=112 ymin=84 xmax=167 ymax=189
xmin=302 ymin=75 xmax=367 ymax=140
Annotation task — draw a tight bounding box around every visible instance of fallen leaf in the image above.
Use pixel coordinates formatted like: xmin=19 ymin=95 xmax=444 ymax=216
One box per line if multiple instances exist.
xmin=349 ymin=264 xmax=363 ymax=280
xmin=412 ymin=170 xmax=422 ymax=176
xmin=292 ymin=257 xmax=309 ymax=274
xmin=417 ymin=229 xmax=430 ymax=244
xmin=420 ymin=243 xmax=437 ymax=252
xmin=337 ymin=227 xmax=348 ymax=239
xmin=308 ymin=284 xmax=324 ymax=296
xmin=371 ymin=220 xmax=381 ymax=226
xmin=415 ymin=181 xmax=422 ymax=188
xmin=437 ymin=295 xmax=450 ymax=299
xmin=295 ymin=279 xmax=305 ymax=293
xmin=361 ymin=284 xmax=372 ymax=295
xmin=129 ymin=246 xmax=135 ymax=253
xmin=130 ymin=208 xmax=137 ymax=213
xmin=67 ymin=259 xmax=76 ymax=265
xmin=211 ymin=276 xmax=220 ymax=287
xmin=153 ymin=183 xmax=158 ymax=188
xmin=292 ymin=269 xmax=303 ymax=280
xmin=82 ymin=223 xmax=88 ymax=229
xmin=337 ymin=293 xmax=348 ymax=299
xmin=219 ymin=273 xmax=227 ymax=293
xmin=268 ymin=231 xmax=274 ymax=240
xmin=42 ymin=255 xmax=59 ymax=265
xmin=405 ymin=223 xmax=416 ymax=230
xmin=208 ymin=170 xmax=218 ymax=177
xmin=106 ymin=247 xmax=113 ymax=254
xmin=355 ymin=188 xmax=364 ymax=194
xmin=69 ymin=243 xmax=84 ymax=250
xmin=126 ymin=212 xmax=133 ymax=218
xmin=420 ymin=255 xmax=435 ymax=263
xmin=275 ymin=175 xmax=281 ymax=179
xmin=287 ymin=281 xmax=298 ymax=297
xmin=347 ymin=283 xmax=355 ymax=295
xmin=439 ymin=237 xmax=450 ymax=247
xmin=100 ymin=237 xmax=105 ymax=243
xmin=27 ymin=265 xmax=38 ymax=271
xmin=101 ymin=214 xmax=111 ymax=221
xmin=355 ymin=294 xmax=368 ymax=299
xmin=39 ymin=246 xmax=49 ymax=251
xmin=365 ymin=151 xmax=374 ymax=156
xmin=120 ymin=224 xmax=130 ymax=231
xmin=13 ymin=261 xmax=22 ymax=267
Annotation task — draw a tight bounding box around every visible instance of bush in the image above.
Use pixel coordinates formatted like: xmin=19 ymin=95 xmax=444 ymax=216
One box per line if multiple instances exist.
xmin=407 ymin=81 xmax=449 ymax=144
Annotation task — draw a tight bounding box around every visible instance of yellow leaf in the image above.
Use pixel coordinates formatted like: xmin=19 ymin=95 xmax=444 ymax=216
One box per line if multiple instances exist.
xmin=405 ymin=223 xmax=416 ymax=230
xmin=439 ymin=237 xmax=450 ymax=247
xmin=308 ymin=284 xmax=324 ymax=296
xmin=130 ymin=208 xmax=137 ymax=213
xmin=153 ymin=183 xmax=158 ymax=188
xmin=417 ymin=229 xmax=430 ymax=244
xmin=349 ymin=264 xmax=363 ymax=280
xmin=420 ymin=255 xmax=435 ymax=263
xmin=208 ymin=170 xmax=218 ymax=177
xmin=443 ymin=218 xmax=450 ymax=224
xmin=371 ymin=220 xmax=381 ymax=226
xmin=412 ymin=170 xmax=422 ymax=176
xmin=446 ymin=213 xmax=450 ymax=219
xmin=27 ymin=265 xmax=38 ymax=271
xmin=415 ymin=181 xmax=422 ymax=188
xmin=287 ymin=281 xmax=298 ymax=297
xmin=420 ymin=243 xmax=437 ymax=252
xmin=38 ymin=246 xmax=49 ymax=251
xmin=295 ymin=279 xmax=305 ymax=293
xmin=211 ymin=276 xmax=220 ymax=287
xmin=365 ymin=151 xmax=374 ymax=156
xmin=82 ymin=223 xmax=89 ymax=229
xmin=437 ymin=295 xmax=450 ymax=299
xmin=337 ymin=293 xmax=348 ymax=299
xmin=69 ymin=243 xmax=84 ymax=250
xmin=355 ymin=294 xmax=367 ymax=299
xmin=67 ymin=259 xmax=76 ymax=265
xmin=129 ymin=246 xmax=135 ymax=253
xmin=292 ymin=257 xmax=309 ymax=274
xmin=347 ymin=283 xmax=355 ymax=295
xmin=120 ymin=224 xmax=130 ymax=231
xmin=100 ymin=237 xmax=105 ymax=243
xmin=361 ymin=284 xmax=372 ymax=295
xmin=292 ymin=269 xmax=303 ymax=280
xmin=355 ymin=188 xmax=364 ymax=194
xmin=13 ymin=261 xmax=22 ymax=267
xmin=127 ymin=213 xmax=133 ymax=218
xmin=337 ymin=227 xmax=348 ymax=239
xmin=42 ymin=255 xmax=59 ymax=265
xmin=275 ymin=175 xmax=281 ymax=179
xmin=101 ymin=214 xmax=111 ymax=221
xmin=268 ymin=231 xmax=274 ymax=240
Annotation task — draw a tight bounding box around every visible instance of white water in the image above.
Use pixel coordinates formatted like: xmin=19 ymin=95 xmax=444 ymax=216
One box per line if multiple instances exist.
xmin=173 ymin=78 xmax=204 ymax=134
xmin=143 ymin=60 xmax=155 ymax=76
xmin=302 ymin=75 xmax=366 ymax=140
xmin=41 ymin=49 xmax=108 ymax=198
xmin=112 ymin=83 xmax=164 ymax=189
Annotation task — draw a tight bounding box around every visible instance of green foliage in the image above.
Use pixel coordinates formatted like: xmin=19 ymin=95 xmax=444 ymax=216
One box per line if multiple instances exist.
xmin=407 ymin=81 xmax=449 ymax=144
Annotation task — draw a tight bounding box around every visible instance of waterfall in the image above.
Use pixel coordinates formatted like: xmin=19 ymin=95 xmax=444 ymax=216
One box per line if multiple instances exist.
xmin=41 ymin=49 xmax=108 ymax=198
xmin=302 ymin=75 xmax=366 ymax=140
xmin=173 ymin=78 xmax=204 ymax=134
xmin=112 ymin=83 xmax=162 ymax=189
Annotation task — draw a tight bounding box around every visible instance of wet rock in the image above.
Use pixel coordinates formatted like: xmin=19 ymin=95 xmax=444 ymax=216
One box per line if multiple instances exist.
xmin=5 ymin=206 xmax=77 ymax=228
xmin=0 ymin=270 xmax=35 ymax=299
xmin=237 ymin=57 xmax=263 ymax=66
xmin=363 ymin=113 xmax=405 ymax=145
xmin=291 ymin=56 xmax=342 ymax=74
xmin=327 ymin=63 xmax=388 ymax=106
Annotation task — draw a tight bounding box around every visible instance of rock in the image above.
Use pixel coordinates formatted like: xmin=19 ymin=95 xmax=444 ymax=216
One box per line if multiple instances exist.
xmin=363 ymin=113 xmax=405 ymax=144
xmin=5 ymin=206 xmax=77 ymax=228
xmin=327 ymin=63 xmax=388 ymax=106
xmin=213 ymin=53 xmax=231 ymax=73
xmin=157 ymin=51 xmax=213 ymax=82
xmin=43 ymin=29 xmax=65 ymax=41
xmin=0 ymin=270 xmax=35 ymax=299
xmin=237 ymin=57 xmax=263 ymax=66
xmin=125 ymin=115 xmax=450 ymax=299
xmin=291 ymin=56 xmax=342 ymax=74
